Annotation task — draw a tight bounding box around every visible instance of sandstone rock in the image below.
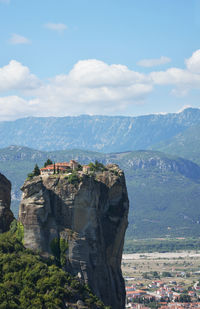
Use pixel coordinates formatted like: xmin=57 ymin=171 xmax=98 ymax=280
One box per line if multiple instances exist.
xmin=19 ymin=165 xmax=129 ymax=309
xmin=0 ymin=173 xmax=14 ymax=233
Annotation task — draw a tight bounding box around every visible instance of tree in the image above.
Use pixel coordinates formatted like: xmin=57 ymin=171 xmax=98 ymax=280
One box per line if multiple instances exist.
xmin=178 ymin=294 xmax=191 ymax=303
xmin=162 ymin=271 xmax=172 ymax=277
xmin=152 ymin=271 xmax=160 ymax=278
xmin=33 ymin=164 xmax=40 ymax=176
xmin=44 ymin=159 xmax=53 ymax=167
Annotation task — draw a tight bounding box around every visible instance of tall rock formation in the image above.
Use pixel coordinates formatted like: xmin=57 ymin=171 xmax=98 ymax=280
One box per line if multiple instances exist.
xmin=0 ymin=173 xmax=14 ymax=232
xmin=19 ymin=164 xmax=129 ymax=309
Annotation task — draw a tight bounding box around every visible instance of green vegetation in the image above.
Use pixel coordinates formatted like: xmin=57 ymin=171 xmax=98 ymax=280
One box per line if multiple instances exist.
xmin=0 ymin=229 xmax=107 ymax=309
xmin=132 ymin=297 xmax=161 ymax=308
xmin=88 ymin=161 xmax=107 ymax=172
xmin=124 ymin=238 xmax=200 ymax=253
xmin=16 ymin=222 xmax=24 ymax=243
xmin=50 ymin=237 xmax=68 ymax=267
xmin=44 ymin=159 xmax=53 ymax=167
xmin=162 ymin=271 xmax=172 ymax=277
xmin=33 ymin=164 xmax=40 ymax=176
xmin=67 ymin=172 xmax=81 ymax=185
xmin=176 ymin=294 xmax=191 ymax=303
xmin=27 ymin=163 xmax=40 ymax=179
xmin=60 ymin=238 xmax=69 ymax=267
xmin=75 ymin=164 xmax=82 ymax=171
xmin=109 ymin=169 xmax=118 ymax=176
xmin=50 ymin=238 xmax=61 ymax=265
xmin=10 ymin=220 xmax=24 ymax=243
xmin=154 ymin=124 xmax=200 ymax=165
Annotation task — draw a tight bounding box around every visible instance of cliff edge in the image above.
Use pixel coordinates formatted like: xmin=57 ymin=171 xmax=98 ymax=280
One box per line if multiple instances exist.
xmin=19 ymin=163 xmax=129 ymax=309
xmin=0 ymin=173 xmax=14 ymax=233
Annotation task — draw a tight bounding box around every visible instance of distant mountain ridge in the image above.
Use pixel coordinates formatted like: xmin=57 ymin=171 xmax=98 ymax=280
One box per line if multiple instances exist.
xmin=0 ymin=108 xmax=200 ymax=152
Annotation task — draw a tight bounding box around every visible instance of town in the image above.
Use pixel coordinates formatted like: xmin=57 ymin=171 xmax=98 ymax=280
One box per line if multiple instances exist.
xmin=125 ymin=280 xmax=200 ymax=308
xmin=123 ymin=251 xmax=200 ymax=309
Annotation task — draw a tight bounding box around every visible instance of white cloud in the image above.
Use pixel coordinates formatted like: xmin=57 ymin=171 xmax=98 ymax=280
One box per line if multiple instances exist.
xmin=67 ymin=59 xmax=149 ymax=86
xmin=150 ymin=68 xmax=200 ymax=87
xmin=185 ymin=49 xmax=200 ymax=73
xmin=0 ymin=60 xmax=40 ymax=92
xmin=0 ymin=59 xmax=153 ymax=120
xmin=0 ymin=96 xmax=36 ymax=121
xmin=30 ymin=60 xmax=152 ymax=116
xmin=137 ymin=56 xmax=171 ymax=68
xmin=9 ymin=33 xmax=30 ymax=45
xmin=44 ymin=23 xmax=67 ymax=32
xmin=1 ymin=51 xmax=200 ymax=120
xmin=149 ymin=55 xmax=200 ymax=96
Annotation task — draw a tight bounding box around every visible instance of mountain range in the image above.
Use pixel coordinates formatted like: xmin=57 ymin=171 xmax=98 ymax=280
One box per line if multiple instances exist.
xmin=1 ymin=145 xmax=200 ymax=239
xmin=0 ymin=108 xmax=200 ymax=152
xmin=1 ymin=107 xmax=200 ymax=239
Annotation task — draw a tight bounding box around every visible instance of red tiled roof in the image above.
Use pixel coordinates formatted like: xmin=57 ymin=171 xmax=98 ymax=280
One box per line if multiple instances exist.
xmin=40 ymin=161 xmax=79 ymax=171
xmin=40 ymin=166 xmax=66 ymax=171
xmin=40 ymin=162 xmax=71 ymax=170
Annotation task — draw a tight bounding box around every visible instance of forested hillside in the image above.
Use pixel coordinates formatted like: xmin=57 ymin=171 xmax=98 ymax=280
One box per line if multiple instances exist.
xmin=153 ymin=125 xmax=200 ymax=165
xmin=0 ymin=224 xmax=106 ymax=309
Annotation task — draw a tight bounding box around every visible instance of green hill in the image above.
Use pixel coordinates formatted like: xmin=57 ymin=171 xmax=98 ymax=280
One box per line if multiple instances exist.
xmin=108 ymin=151 xmax=200 ymax=239
xmin=152 ymin=125 xmax=200 ymax=165
xmin=1 ymin=146 xmax=200 ymax=239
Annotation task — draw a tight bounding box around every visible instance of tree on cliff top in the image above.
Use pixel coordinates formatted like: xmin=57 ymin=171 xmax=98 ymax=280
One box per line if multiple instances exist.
xmin=33 ymin=164 xmax=40 ymax=176
xmin=27 ymin=163 xmax=40 ymax=179
xmin=44 ymin=159 xmax=53 ymax=167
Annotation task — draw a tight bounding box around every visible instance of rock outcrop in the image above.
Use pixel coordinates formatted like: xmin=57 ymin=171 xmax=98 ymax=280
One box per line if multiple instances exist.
xmin=0 ymin=173 xmax=14 ymax=232
xmin=19 ymin=164 xmax=129 ymax=309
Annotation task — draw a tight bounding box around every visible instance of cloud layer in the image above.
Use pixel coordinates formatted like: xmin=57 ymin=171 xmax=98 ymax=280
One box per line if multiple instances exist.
xmin=9 ymin=33 xmax=30 ymax=45
xmin=0 ymin=60 xmax=40 ymax=92
xmin=44 ymin=23 xmax=67 ymax=32
xmin=137 ymin=56 xmax=171 ymax=67
xmin=1 ymin=50 xmax=200 ymax=120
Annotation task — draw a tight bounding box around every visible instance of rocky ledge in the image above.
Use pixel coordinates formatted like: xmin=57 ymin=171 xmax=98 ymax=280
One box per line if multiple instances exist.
xmin=19 ymin=164 xmax=129 ymax=309
xmin=0 ymin=173 xmax=14 ymax=233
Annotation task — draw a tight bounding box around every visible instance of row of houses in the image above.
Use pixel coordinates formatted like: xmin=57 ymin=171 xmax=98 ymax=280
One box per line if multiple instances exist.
xmin=126 ymin=283 xmax=199 ymax=308
xmin=159 ymin=303 xmax=200 ymax=308
xmin=127 ymin=303 xmax=200 ymax=309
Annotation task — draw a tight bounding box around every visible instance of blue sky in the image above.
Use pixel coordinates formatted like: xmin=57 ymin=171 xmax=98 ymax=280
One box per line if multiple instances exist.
xmin=0 ymin=0 xmax=200 ymax=120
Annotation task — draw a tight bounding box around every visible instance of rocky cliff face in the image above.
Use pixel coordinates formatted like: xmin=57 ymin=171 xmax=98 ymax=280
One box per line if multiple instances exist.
xmin=19 ymin=164 xmax=129 ymax=309
xmin=0 ymin=173 xmax=14 ymax=233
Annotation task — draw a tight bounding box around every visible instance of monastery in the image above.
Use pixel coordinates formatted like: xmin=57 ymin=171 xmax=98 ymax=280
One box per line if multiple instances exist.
xmin=40 ymin=160 xmax=90 ymax=175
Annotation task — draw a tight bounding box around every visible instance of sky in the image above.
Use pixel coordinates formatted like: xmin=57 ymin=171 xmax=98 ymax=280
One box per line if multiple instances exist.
xmin=1 ymin=0 xmax=200 ymax=120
